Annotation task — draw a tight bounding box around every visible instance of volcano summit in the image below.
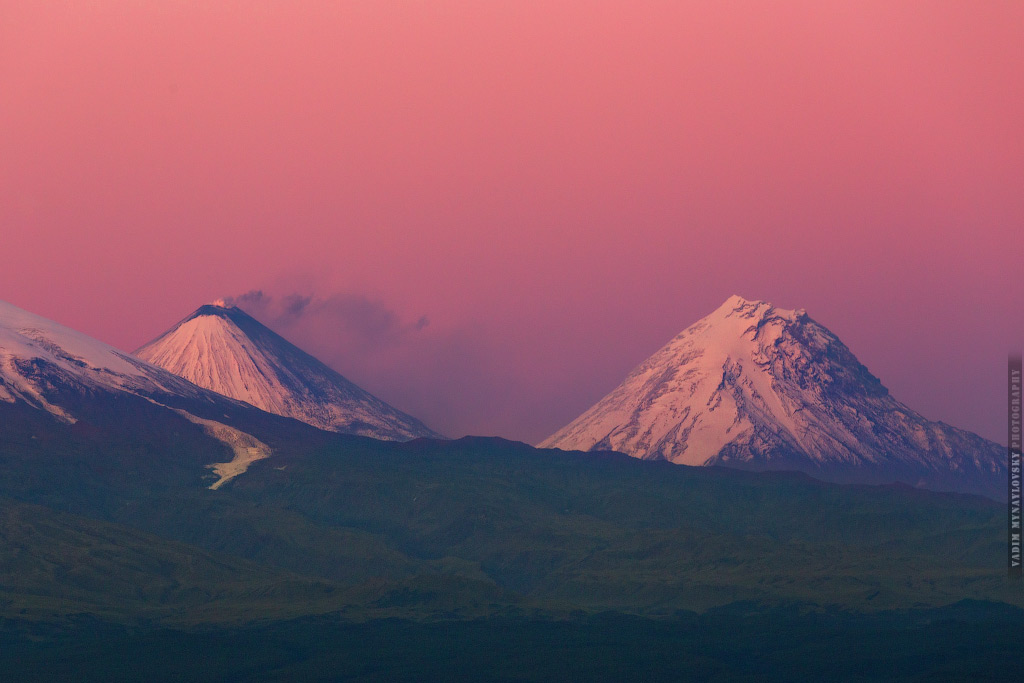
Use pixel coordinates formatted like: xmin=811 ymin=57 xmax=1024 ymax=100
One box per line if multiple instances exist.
xmin=541 ymin=296 xmax=1004 ymax=498
xmin=135 ymin=302 xmax=442 ymax=441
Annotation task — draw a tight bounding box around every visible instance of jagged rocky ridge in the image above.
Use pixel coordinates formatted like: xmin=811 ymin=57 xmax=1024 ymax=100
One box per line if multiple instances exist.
xmin=541 ymin=295 xmax=1005 ymax=499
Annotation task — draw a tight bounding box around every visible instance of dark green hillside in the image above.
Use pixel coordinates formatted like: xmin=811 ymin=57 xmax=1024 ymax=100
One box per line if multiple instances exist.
xmin=1 ymin=407 xmax=1017 ymax=619
xmin=219 ymin=436 xmax=1016 ymax=613
xmin=1 ymin=406 xmax=1022 ymax=680
xmin=0 ymin=497 xmax=357 ymax=624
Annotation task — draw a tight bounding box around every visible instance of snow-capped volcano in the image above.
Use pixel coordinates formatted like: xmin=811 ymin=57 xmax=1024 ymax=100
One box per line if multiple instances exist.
xmin=0 ymin=298 xmax=319 ymax=488
xmin=540 ymin=295 xmax=1004 ymax=498
xmin=0 ymin=298 xmax=207 ymax=421
xmin=134 ymin=302 xmax=442 ymax=441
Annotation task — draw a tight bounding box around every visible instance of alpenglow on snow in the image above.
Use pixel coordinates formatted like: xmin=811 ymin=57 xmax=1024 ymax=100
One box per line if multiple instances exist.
xmin=0 ymin=298 xmax=313 ymax=488
xmin=540 ymin=295 xmax=1004 ymax=499
xmin=134 ymin=302 xmax=443 ymax=441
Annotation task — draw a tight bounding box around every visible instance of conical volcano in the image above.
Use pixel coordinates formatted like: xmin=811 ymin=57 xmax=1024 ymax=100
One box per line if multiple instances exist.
xmin=135 ymin=302 xmax=442 ymax=441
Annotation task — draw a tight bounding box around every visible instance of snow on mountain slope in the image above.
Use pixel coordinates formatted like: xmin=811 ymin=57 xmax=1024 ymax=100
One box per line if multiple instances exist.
xmin=0 ymin=298 xmax=304 ymax=488
xmin=540 ymin=295 xmax=1005 ymax=498
xmin=134 ymin=303 xmax=442 ymax=441
xmin=0 ymin=299 xmax=209 ymax=422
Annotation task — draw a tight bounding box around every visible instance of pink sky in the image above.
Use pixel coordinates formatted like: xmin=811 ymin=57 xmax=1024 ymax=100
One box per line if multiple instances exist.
xmin=1 ymin=2 xmax=1021 ymax=443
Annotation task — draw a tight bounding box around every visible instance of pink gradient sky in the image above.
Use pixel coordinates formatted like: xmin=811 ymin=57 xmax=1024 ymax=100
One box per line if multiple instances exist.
xmin=1 ymin=2 xmax=1021 ymax=443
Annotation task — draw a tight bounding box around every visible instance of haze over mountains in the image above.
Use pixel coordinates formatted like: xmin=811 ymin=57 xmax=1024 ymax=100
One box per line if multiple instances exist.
xmin=135 ymin=302 xmax=442 ymax=441
xmin=542 ymin=296 xmax=1005 ymax=499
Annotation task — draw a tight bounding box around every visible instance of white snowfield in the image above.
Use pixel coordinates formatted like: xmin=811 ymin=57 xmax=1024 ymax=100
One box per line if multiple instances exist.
xmin=0 ymin=299 xmax=206 ymax=422
xmin=134 ymin=302 xmax=442 ymax=441
xmin=540 ymin=295 xmax=1003 ymax=482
